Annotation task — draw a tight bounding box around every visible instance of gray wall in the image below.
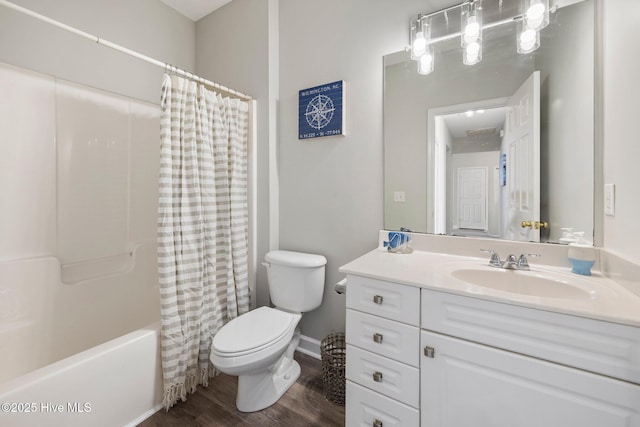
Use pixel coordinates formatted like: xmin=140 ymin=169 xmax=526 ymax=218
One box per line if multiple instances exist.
xmin=602 ymin=0 xmax=640 ymax=264
xmin=0 ymin=0 xmax=195 ymax=104
xmin=278 ymin=0 xmax=427 ymax=340
xmin=196 ymin=0 xmax=278 ymax=308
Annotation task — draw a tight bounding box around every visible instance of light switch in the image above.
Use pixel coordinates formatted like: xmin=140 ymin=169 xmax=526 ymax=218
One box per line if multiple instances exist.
xmin=604 ymin=184 xmax=615 ymax=216
xmin=394 ymin=191 xmax=406 ymax=203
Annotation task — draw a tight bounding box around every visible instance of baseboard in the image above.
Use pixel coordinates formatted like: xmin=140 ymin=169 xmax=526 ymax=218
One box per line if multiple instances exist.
xmin=296 ymin=334 xmax=321 ymax=360
xmin=125 ymin=403 xmax=163 ymax=427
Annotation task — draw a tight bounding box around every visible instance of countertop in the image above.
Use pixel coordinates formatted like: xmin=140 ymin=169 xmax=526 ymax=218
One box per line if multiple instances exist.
xmin=339 ymin=248 xmax=640 ymax=328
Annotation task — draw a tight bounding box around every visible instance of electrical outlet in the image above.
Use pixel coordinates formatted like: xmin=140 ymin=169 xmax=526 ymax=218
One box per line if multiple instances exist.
xmin=604 ymin=184 xmax=615 ymax=216
xmin=394 ymin=191 xmax=406 ymax=203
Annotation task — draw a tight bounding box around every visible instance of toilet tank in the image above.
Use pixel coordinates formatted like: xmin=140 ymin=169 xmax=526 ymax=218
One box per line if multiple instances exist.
xmin=264 ymin=250 xmax=327 ymax=313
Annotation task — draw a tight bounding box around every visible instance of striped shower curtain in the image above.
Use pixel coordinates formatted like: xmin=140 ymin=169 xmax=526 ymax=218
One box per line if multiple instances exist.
xmin=157 ymin=74 xmax=250 ymax=409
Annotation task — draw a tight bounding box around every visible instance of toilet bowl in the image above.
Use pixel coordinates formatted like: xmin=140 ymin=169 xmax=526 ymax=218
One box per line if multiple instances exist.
xmin=211 ymin=306 xmax=302 ymax=412
xmin=210 ymin=250 xmax=326 ymax=413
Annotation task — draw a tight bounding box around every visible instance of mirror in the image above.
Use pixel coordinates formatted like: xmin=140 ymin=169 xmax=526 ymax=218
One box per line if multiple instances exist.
xmin=384 ymin=0 xmax=594 ymax=243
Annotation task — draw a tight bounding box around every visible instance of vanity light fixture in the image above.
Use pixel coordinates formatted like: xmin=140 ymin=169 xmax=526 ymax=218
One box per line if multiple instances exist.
xmin=409 ymin=0 xmax=555 ymax=75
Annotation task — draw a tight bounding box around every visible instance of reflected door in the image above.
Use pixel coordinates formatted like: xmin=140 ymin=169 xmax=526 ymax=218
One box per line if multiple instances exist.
xmin=502 ymin=71 xmax=540 ymax=242
xmin=457 ymin=167 xmax=487 ymax=230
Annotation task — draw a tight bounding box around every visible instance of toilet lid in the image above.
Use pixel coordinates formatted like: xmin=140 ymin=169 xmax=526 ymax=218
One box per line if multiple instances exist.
xmin=212 ymin=306 xmax=294 ymax=355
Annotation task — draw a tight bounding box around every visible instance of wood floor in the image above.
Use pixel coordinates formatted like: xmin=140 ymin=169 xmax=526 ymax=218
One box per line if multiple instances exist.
xmin=138 ymin=352 xmax=345 ymax=427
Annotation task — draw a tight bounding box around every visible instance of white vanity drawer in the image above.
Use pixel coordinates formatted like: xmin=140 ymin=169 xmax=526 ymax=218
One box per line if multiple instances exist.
xmin=421 ymin=289 xmax=640 ymax=384
xmin=346 ymin=344 xmax=419 ymax=408
xmin=346 ymin=381 xmax=419 ymax=427
xmin=346 ymin=309 xmax=420 ymax=367
xmin=346 ymin=275 xmax=420 ymax=326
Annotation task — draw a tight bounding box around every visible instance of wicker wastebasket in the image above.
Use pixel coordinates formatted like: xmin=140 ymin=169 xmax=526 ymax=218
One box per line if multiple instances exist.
xmin=320 ymin=331 xmax=346 ymax=405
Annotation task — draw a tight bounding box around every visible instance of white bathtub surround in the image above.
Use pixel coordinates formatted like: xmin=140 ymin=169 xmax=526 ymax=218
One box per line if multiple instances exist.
xmin=158 ymin=74 xmax=251 ymax=409
xmin=0 ymin=62 xmax=160 ymax=385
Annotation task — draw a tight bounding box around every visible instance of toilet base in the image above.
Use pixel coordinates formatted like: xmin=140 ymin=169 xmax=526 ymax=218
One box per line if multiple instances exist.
xmin=235 ymin=327 xmax=302 ymax=412
xmin=235 ymin=359 xmax=301 ymax=412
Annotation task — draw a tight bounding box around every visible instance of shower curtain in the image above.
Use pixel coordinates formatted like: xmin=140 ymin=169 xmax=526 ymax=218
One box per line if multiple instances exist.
xmin=157 ymin=74 xmax=250 ymax=409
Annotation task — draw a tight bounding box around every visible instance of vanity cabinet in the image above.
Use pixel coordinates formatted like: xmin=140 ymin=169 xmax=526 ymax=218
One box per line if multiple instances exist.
xmin=344 ymin=273 xmax=640 ymax=427
xmin=420 ymin=288 xmax=640 ymax=427
xmin=345 ymin=275 xmax=420 ymax=426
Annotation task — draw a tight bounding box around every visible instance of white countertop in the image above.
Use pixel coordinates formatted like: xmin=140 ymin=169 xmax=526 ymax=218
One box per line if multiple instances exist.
xmin=339 ymin=248 xmax=640 ymax=328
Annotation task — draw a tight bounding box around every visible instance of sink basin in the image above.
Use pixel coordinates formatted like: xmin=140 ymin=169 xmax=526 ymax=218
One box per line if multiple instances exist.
xmin=451 ymin=268 xmax=596 ymax=300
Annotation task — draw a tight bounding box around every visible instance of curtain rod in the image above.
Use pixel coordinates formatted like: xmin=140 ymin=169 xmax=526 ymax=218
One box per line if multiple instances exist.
xmin=0 ymin=0 xmax=253 ymax=101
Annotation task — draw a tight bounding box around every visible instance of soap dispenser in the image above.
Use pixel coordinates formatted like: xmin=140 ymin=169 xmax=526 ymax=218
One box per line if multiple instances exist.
xmin=567 ymin=232 xmax=595 ymax=275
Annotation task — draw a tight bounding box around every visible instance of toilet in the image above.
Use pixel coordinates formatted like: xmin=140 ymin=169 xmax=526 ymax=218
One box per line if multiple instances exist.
xmin=210 ymin=250 xmax=327 ymax=412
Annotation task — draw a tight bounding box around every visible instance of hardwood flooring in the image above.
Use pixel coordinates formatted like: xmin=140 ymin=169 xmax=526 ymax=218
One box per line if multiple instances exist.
xmin=138 ymin=352 xmax=345 ymax=427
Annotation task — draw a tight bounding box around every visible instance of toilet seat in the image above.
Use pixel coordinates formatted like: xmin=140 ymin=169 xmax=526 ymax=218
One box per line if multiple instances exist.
xmin=212 ymin=306 xmax=296 ymax=357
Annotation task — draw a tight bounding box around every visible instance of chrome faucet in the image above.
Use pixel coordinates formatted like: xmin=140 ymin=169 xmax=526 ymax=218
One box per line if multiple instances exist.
xmin=481 ymin=250 xmax=540 ymax=270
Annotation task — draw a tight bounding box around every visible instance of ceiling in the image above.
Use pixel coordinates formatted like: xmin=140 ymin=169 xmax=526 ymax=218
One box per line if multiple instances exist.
xmin=442 ymin=107 xmax=506 ymax=138
xmin=159 ymin=0 xmax=232 ymax=21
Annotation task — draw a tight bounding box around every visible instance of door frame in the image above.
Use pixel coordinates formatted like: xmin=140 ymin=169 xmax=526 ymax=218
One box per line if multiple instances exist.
xmin=427 ymin=97 xmax=508 ymax=235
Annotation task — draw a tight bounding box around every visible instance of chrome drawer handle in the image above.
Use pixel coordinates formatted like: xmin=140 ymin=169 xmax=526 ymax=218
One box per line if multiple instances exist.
xmin=424 ymin=346 xmax=435 ymax=358
xmin=373 ymin=333 xmax=383 ymax=344
xmin=373 ymin=419 xmax=383 ymax=427
xmin=373 ymin=371 xmax=383 ymax=382
xmin=373 ymin=294 xmax=383 ymax=304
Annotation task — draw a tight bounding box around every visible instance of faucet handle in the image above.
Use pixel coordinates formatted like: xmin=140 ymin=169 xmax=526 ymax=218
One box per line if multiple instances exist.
xmin=517 ymin=253 xmax=540 ymax=269
xmin=480 ymin=249 xmax=502 ymax=267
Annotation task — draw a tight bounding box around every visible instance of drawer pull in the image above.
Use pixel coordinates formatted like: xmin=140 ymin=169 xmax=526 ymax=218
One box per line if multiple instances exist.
xmin=424 ymin=346 xmax=435 ymax=358
xmin=373 ymin=333 xmax=383 ymax=344
xmin=373 ymin=419 xmax=383 ymax=427
xmin=372 ymin=371 xmax=383 ymax=382
xmin=373 ymin=294 xmax=384 ymax=304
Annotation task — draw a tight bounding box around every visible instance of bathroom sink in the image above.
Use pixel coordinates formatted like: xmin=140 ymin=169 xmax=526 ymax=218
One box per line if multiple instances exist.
xmin=451 ymin=268 xmax=596 ymax=300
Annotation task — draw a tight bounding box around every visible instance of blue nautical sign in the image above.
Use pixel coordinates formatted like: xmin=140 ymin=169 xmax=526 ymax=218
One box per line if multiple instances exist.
xmin=298 ymin=80 xmax=345 ymax=139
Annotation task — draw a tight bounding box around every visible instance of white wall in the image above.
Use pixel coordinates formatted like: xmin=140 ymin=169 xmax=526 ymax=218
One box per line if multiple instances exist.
xmin=602 ymin=0 xmax=640 ymax=264
xmin=0 ymin=0 xmax=195 ymax=104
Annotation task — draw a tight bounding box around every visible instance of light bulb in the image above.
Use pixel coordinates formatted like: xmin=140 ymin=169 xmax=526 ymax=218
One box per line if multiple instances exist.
xmin=461 ymin=1 xmax=483 ymax=48
xmin=527 ymin=4 xmax=545 ymax=28
xmin=410 ymin=15 xmax=431 ymax=60
xmin=413 ymin=31 xmax=427 ymax=58
xmin=520 ymin=29 xmax=537 ymax=51
xmin=517 ymin=20 xmax=540 ymax=54
xmin=464 ymin=41 xmax=482 ymax=65
xmin=418 ymin=48 xmax=434 ymax=75
xmin=464 ymin=16 xmax=480 ymax=45
xmin=523 ymin=0 xmax=549 ymax=30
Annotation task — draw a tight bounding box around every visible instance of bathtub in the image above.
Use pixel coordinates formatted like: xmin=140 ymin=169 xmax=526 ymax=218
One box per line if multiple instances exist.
xmin=0 ymin=322 xmax=163 ymax=427
xmin=0 ymin=244 xmax=163 ymax=426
